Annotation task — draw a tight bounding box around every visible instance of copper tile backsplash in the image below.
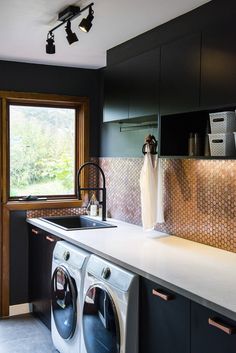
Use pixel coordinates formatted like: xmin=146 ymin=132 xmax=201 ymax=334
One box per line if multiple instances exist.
xmin=99 ymin=157 xmax=236 ymax=253
xmin=27 ymin=207 xmax=86 ymax=218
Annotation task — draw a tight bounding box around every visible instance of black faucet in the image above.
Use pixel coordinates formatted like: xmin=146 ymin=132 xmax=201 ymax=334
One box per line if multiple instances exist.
xmin=77 ymin=162 xmax=106 ymax=221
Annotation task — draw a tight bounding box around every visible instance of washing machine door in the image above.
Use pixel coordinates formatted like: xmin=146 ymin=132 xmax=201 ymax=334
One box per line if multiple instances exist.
xmin=82 ymin=285 xmax=120 ymax=353
xmin=51 ymin=266 xmax=77 ymax=339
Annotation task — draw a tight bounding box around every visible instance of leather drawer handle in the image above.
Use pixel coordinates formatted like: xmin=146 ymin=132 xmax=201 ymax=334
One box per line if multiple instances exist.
xmin=46 ymin=235 xmax=55 ymax=242
xmin=208 ymin=318 xmax=236 ymax=335
xmin=152 ymin=289 xmax=174 ymax=301
xmin=31 ymin=229 xmax=39 ymax=235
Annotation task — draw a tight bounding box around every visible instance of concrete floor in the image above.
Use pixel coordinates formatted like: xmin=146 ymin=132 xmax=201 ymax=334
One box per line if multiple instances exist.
xmin=0 ymin=315 xmax=58 ymax=353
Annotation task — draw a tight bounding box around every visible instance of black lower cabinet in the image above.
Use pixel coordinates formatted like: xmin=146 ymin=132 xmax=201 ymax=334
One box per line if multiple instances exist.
xmin=28 ymin=225 xmax=60 ymax=329
xmin=191 ymin=302 xmax=236 ymax=353
xmin=139 ymin=277 xmax=190 ymax=353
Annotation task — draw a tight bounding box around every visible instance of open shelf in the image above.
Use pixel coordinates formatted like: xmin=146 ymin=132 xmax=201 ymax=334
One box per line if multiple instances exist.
xmin=160 ymin=156 xmax=236 ymax=160
xmin=159 ymin=108 xmax=236 ymax=159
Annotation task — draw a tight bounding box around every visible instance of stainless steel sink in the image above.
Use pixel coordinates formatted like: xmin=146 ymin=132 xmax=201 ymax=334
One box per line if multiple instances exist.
xmin=40 ymin=215 xmax=117 ymax=231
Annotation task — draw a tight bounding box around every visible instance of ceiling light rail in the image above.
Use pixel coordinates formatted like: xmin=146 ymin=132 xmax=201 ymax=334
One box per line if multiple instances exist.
xmin=46 ymin=3 xmax=94 ymax=54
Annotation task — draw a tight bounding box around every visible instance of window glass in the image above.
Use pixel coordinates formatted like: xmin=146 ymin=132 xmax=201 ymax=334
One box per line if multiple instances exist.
xmin=9 ymin=105 xmax=76 ymax=197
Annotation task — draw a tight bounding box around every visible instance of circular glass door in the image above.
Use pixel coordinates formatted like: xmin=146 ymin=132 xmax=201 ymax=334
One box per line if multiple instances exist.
xmin=51 ymin=266 xmax=77 ymax=339
xmin=82 ymin=285 xmax=120 ymax=353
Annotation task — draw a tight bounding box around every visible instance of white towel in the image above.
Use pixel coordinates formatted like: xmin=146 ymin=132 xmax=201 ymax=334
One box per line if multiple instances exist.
xmin=156 ymin=158 xmax=165 ymax=223
xmin=140 ymin=147 xmax=157 ymax=230
xmin=140 ymin=149 xmax=164 ymax=230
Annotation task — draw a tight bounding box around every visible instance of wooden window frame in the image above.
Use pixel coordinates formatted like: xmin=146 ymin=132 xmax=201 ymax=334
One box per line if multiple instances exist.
xmin=4 ymin=93 xmax=89 ymax=202
xmin=0 ymin=91 xmax=90 ymax=317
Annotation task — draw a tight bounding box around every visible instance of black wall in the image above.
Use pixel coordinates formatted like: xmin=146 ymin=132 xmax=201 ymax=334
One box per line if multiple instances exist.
xmin=101 ymin=123 xmax=158 ymax=158
xmin=100 ymin=0 xmax=236 ymax=157
xmin=0 ymin=60 xmax=101 ymax=157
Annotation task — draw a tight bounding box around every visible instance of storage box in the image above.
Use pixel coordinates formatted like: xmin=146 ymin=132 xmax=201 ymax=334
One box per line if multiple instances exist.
xmin=208 ymin=133 xmax=236 ymax=156
xmin=209 ymin=111 xmax=236 ymax=133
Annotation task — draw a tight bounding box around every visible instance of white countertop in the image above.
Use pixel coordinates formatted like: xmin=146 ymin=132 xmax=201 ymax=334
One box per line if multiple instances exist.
xmin=27 ymin=216 xmax=236 ymax=320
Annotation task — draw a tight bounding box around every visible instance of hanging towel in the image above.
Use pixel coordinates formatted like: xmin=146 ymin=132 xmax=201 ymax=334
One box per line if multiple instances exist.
xmin=140 ymin=146 xmax=157 ymax=230
xmin=156 ymin=158 xmax=165 ymax=224
xmin=140 ymin=148 xmax=164 ymax=230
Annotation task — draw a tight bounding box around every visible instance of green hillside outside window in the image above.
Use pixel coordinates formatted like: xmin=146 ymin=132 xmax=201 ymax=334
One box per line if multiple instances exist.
xmin=9 ymin=104 xmax=76 ymax=198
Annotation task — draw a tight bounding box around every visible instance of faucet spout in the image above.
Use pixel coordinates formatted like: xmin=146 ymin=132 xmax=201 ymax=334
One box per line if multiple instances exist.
xmin=77 ymin=162 xmax=107 ymax=221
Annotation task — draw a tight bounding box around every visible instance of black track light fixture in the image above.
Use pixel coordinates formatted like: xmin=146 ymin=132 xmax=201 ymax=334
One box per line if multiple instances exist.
xmin=46 ymin=32 xmax=55 ymax=54
xmin=45 ymin=2 xmax=94 ymax=55
xmin=65 ymin=21 xmax=78 ymax=45
xmin=79 ymin=5 xmax=94 ymax=33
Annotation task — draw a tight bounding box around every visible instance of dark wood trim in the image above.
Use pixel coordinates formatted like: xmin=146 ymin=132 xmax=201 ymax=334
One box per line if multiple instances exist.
xmin=0 ymin=91 xmax=90 ymax=317
xmin=78 ymin=101 xmax=90 ymax=189
xmin=2 ymin=99 xmax=8 ymax=204
xmin=0 ymin=91 xmax=89 ymax=104
xmin=5 ymin=199 xmax=83 ymax=211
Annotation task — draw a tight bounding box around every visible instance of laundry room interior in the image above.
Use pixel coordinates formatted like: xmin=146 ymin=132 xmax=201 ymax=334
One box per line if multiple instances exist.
xmin=1 ymin=1 xmax=236 ymax=353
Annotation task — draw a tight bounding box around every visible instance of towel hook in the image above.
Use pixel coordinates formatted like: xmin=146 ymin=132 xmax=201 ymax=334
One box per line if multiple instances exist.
xmin=142 ymin=134 xmax=157 ymax=155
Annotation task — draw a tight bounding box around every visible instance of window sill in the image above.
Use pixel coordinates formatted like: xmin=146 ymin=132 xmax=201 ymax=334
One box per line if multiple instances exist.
xmin=4 ymin=199 xmax=82 ymax=211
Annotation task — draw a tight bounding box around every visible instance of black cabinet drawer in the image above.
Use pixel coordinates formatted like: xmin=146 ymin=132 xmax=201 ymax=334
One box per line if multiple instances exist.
xmin=139 ymin=277 xmax=190 ymax=353
xmin=191 ymin=302 xmax=236 ymax=353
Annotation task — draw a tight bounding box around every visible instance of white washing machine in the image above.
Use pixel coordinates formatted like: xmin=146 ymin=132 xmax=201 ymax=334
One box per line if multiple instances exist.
xmin=80 ymin=254 xmax=139 ymax=353
xmin=51 ymin=241 xmax=90 ymax=353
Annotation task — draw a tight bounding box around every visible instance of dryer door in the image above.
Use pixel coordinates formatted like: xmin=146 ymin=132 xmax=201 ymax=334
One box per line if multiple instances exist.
xmin=82 ymin=285 xmax=120 ymax=353
xmin=51 ymin=266 xmax=77 ymax=339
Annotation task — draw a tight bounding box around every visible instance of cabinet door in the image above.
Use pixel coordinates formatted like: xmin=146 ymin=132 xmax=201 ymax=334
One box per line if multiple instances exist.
xmin=139 ymin=278 xmax=190 ymax=353
xmin=201 ymin=20 xmax=236 ymax=108
xmin=29 ymin=226 xmax=43 ymax=304
xmin=29 ymin=226 xmax=60 ymax=329
xmin=128 ymin=48 xmax=160 ymax=119
xmin=160 ymin=33 xmax=201 ymax=115
xmin=191 ymin=302 xmax=236 ymax=353
xmin=103 ymin=62 xmax=129 ymax=122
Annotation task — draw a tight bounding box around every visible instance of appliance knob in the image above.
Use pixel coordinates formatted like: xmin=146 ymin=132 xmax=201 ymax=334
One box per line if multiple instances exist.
xmin=63 ymin=251 xmax=70 ymax=261
xmin=102 ymin=267 xmax=111 ymax=279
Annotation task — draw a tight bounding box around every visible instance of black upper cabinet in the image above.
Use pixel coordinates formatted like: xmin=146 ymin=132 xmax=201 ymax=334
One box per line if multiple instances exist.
xmin=201 ymin=20 xmax=236 ymax=108
xmin=191 ymin=301 xmax=236 ymax=353
xmin=139 ymin=277 xmax=190 ymax=353
xmin=103 ymin=48 xmax=160 ymax=122
xmin=160 ymin=33 xmax=201 ymax=115
xmin=128 ymin=49 xmax=160 ymax=119
xmin=103 ymin=62 xmax=129 ymax=122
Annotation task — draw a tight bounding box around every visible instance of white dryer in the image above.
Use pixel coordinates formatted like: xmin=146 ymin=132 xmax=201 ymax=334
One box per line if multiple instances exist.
xmin=80 ymin=255 xmax=139 ymax=353
xmin=51 ymin=241 xmax=90 ymax=353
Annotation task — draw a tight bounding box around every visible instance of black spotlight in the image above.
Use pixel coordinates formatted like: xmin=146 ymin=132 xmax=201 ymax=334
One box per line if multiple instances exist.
xmin=79 ymin=6 xmax=94 ymax=33
xmin=65 ymin=21 xmax=78 ymax=45
xmin=46 ymin=33 xmax=55 ymax=54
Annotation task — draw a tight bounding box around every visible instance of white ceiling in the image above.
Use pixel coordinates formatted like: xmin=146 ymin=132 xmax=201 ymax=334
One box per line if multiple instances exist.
xmin=0 ymin=0 xmax=210 ymax=69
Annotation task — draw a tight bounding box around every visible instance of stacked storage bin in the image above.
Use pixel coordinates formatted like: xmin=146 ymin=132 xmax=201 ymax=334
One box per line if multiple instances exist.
xmin=209 ymin=111 xmax=236 ymax=156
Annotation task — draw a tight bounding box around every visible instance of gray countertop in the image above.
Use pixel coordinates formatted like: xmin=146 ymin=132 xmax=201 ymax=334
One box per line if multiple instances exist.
xmin=27 ymin=216 xmax=236 ymax=321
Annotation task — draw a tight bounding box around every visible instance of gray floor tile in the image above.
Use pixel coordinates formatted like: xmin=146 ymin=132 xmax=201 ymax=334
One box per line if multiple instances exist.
xmin=0 ymin=315 xmax=58 ymax=353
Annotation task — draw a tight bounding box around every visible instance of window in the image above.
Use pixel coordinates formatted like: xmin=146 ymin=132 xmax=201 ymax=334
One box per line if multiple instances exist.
xmin=3 ymin=92 xmax=89 ymax=201
xmin=9 ymin=105 xmax=76 ymax=197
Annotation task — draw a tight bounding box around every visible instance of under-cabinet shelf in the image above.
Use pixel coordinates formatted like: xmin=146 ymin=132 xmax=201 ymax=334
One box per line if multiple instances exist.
xmin=160 ymin=156 xmax=236 ymax=160
xmin=160 ymin=108 xmax=236 ymax=160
